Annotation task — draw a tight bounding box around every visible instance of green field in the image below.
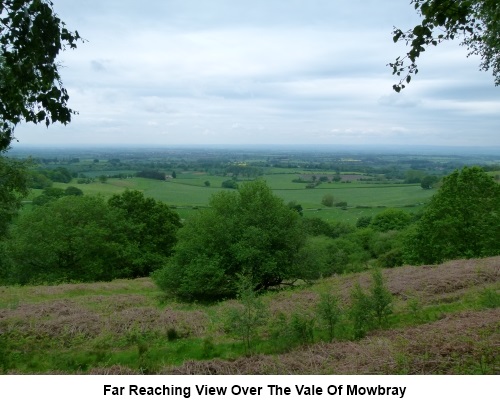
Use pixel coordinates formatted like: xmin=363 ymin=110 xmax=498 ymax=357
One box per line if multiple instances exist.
xmin=34 ymin=171 xmax=436 ymax=223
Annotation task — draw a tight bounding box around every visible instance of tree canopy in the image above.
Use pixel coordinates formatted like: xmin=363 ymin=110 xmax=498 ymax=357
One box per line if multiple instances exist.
xmin=3 ymin=191 xmax=182 ymax=284
xmin=153 ymin=180 xmax=312 ymax=301
xmin=390 ymin=0 xmax=500 ymax=91
xmin=5 ymin=195 xmax=133 ymax=284
xmin=108 ymin=189 xmax=182 ymax=277
xmin=0 ymin=155 xmax=29 ymax=237
xmin=404 ymin=166 xmax=500 ymax=263
xmin=0 ymin=0 xmax=81 ymax=151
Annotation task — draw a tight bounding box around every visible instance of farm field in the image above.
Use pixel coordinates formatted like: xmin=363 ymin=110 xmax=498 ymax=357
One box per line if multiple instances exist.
xmin=16 ymin=145 xmax=499 ymax=223
xmin=1 ymin=257 xmax=498 ymax=374
xmin=34 ymin=171 xmax=436 ymax=223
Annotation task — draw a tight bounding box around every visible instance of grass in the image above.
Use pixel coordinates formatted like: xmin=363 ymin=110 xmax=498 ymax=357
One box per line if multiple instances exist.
xmin=31 ymin=171 xmax=434 ymax=222
xmin=1 ymin=257 xmax=498 ymax=374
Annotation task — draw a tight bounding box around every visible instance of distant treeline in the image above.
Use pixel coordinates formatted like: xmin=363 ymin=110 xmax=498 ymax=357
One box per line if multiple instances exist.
xmin=136 ymin=170 xmax=166 ymax=180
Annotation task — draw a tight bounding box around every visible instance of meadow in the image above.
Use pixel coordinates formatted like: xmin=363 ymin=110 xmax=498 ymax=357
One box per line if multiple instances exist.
xmin=31 ymin=170 xmax=435 ymax=224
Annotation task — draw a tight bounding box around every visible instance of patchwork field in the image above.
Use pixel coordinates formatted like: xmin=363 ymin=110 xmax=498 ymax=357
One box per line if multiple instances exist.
xmin=30 ymin=171 xmax=436 ymax=223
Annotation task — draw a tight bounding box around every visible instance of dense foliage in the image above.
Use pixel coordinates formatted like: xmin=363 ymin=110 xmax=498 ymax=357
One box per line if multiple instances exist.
xmin=136 ymin=170 xmax=166 ymax=180
xmin=4 ymin=196 xmax=132 ymax=284
xmin=405 ymin=167 xmax=500 ymax=263
xmin=153 ymin=180 xmax=312 ymax=301
xmin=108 ymin=190 xmax=182 ymax=277
xmin=0 ymin=156 xmax=29 ymax=237
xmin=2 ymin=191 xmax=181 ymax=284
xmin=0 ymin=0 xmax=81 ymax=150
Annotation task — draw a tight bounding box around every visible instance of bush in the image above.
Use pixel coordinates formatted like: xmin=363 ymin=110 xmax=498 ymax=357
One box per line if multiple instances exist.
xmin=321 ymin=194 xmax=334 ymax=207
xmin=349 ymin=283 xmax=373 ymax=339
xmin=221 ymin=179 xmax=238 ymax=189
xmin=289 ymin=313 xmax=315 ymax=345
xmin=302 ymin=217 xmax=354 ymax=239
xmin=478 ymin=288 xmax=500 ymax=309
xmin=224 ymin=274 xmax=268 ymax=353
xmin=370 ymin=269 xmax=393 ymax=327
xmin=370 ymin=209 xmax=412 ymax=232
xmin=348 ymin=270 xmax=393 ymax=338
xmin=317 ymin=292 xmax=342 ymax=342
xmin=65 ymin=186 xmax=84 ymax=196
xmin=356 ymin=216 xmax=372 ymax=228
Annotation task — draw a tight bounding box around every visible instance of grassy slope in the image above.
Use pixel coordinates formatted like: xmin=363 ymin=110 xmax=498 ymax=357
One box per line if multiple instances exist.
xmin=1 ymin=257 xmax=498 ymax=375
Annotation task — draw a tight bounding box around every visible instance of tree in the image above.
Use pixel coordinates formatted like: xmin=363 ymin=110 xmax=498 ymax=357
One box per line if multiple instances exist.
xmin=0 ymin=155 xmax=29 ymax=237
xmin=108 ymin=190 xmax=182 ymax=277
xmin=31 ymin=186 xmax=64 ymax=206
xmin=390 ymin=0 xmax=500 ymax=91
xmin=405 ymin=169 xmax=425 ymax=184
xmin=29 ymin=171 xmax=52 ymax=189
xmin=321 ymin=193 xmax=334 ymax=207
xmin=370 ymin=208 xmax=412 ymax=232
xmin=64 ymin=186 xmax=83 ymax=196
xmin=0 ymin=0 xmax=82 ymax=151
xmin=221 ymin=178 xmax=238 ymax=189
xmin=287 ymin=200 xmax=303 ymax=216
xmin=3 ymin=191 xmax=182 ymax=285
xmin=153 ymin=180 xmax=309 ymax=301
xmin=224 ymin=273 xmax=267 ymax=354
xmin=369 ymin=269 xmax=393 ymax=327
xmin=405 ymin=166 xmax=500 ymax=263
xmin=421 ymin=175 xmax=438 ymax=189
xmin=4 ymin=196 xmax=133 ymax=284
xmin=356 ymin=215 xmax=372 ymax=228
xmin=317 ymin=292 xmax=342 ymax=342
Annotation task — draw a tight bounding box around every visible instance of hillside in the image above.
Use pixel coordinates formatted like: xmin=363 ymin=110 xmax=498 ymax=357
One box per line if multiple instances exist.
xmin=0 ymin=257 xmax=498 ymax=375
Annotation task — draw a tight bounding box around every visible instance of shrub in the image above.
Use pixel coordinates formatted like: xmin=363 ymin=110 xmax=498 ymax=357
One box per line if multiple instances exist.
xmin=65 ymin=186 xmax=83 ymax=196
xmin=221 ymin=179 xmax=238 ymax=189
xmin=224 ymin=274 xmax=268 ymax=353
xmin=349 ymin=283 xmax=373 ymax=339
xmin=370 ymin=209 xmax=412 ymax=232
xmin=370 ymin=269 xmax=393 ymax=327
xmin=289 ymin=312 xmax=315 ymax=345
xmin=317 ymin=292 xmax=342 ymax=342
xmin=356 ymin=216 xmax=372 ymax=228
xmin=321 ymin=194 xmax=334 ymax=207
xmin=478 ymin=288 xmax=500 ymax=309
xmin=349 ymin=270 xmax=393 ymax=338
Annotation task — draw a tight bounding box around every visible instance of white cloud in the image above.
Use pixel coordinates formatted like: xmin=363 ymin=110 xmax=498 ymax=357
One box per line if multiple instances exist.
xmin=12 ymin=0 xmax=499 ymax=147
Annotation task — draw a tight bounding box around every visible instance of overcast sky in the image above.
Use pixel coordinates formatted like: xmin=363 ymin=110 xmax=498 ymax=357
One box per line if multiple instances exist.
xmin=13 ymin=0 xmax=500 ymax=147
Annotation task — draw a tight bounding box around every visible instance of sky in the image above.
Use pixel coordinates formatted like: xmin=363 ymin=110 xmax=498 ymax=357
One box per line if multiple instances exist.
xmin=12 ymin=0 xmax=500 ymax=147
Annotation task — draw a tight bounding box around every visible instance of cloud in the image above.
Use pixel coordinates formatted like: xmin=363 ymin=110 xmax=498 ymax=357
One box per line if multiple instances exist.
xmin=90 ymin=60 xmax=107 ymax=72
xmin=12 ymin=0 xmax=499 ymax=147
xmin=378 ymin=94 xmax=422 ymax=108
